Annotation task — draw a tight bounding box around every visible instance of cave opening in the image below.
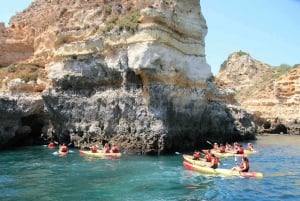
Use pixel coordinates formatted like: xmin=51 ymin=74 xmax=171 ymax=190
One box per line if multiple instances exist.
xmin=18 ymin=114 xmax=46 ymax=146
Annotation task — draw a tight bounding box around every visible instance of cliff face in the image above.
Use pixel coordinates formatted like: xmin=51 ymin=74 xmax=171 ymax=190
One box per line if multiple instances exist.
xmin=0 ymin=0 xmax=256 ymax=152
xmin=216 ymin=52 xmax=300 ymax=134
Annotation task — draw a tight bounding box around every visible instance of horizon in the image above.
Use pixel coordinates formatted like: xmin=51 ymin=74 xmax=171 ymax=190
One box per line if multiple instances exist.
xmin=1 ymin=0 xmax=299 ymax=75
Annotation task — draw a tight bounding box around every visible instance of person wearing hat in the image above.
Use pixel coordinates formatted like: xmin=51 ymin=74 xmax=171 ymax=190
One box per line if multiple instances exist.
xmin=232 ymin=155 xmax=250 ymax=172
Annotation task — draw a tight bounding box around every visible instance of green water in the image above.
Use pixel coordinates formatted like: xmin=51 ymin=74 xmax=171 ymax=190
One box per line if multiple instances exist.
xmin=1 ymin=135 xmax=300 ymax=201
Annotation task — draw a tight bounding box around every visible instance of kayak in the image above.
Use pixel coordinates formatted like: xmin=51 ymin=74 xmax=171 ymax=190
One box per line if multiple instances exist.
xmin=79 ymin=150 xmax=122 ymax=159
xmin=202 ymin=149 xmax=258 ymax=158
xmin=183 ymin=161 xmax=263 ymax=178
xmin=182 ymin=154 xmax=207 ymax=166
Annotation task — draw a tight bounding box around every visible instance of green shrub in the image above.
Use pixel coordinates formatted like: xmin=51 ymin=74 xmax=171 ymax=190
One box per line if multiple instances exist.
xmin=21 ymin=73 xmax=38 ymax=83
xmin=8 ymin=65 xmax=17 ymax=73
xmin=117 ymin=11 xmax=140 ymax=32
xmin=104 ymin=5 xmax=112 ymax=15
xmin=271 ymin=64 xmax=292 ymax=78
xmin=237 ymin=50 xmax=248 ymax=57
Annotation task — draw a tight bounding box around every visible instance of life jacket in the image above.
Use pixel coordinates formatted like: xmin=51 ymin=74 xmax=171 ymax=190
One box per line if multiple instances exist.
xmin=240 ymin=161 xmax=250 ymax=172
xmin=206 ymin=153 xmax=212 ymax=162
xmin=219 ymin=145 xmax=226 ymax=153
xmin=211 ymin=156 xmax=220 ymax=169
xmin=60 ymin=146 xmax=68 ymax=153
xmin=237 ymin=146 xmax=244 ymax=154
xmin=48 ymin=142 xmax=55 ymax=148
xmin=91 ymin=146 xmax=98 ymax=153
xmin=111 ymin=146 xmax=119 ymax=153
xmin=193 ymin=151 xmax=200 ymax=160
xmin=105 ymin=146 xmax=111 ymax=153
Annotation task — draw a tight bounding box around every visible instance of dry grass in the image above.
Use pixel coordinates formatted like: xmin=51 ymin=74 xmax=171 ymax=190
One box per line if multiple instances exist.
xmin=0 ymin=64 xmax=47 ymax=92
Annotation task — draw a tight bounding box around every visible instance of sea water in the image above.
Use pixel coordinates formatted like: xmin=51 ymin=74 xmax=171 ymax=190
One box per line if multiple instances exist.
xmin=1 ymin=135 xmax=300 ymax=201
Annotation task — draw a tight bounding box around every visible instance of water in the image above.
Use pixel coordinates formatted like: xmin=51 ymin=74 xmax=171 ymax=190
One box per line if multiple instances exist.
xmin=1 ymin=135 xmax=300 ymax=201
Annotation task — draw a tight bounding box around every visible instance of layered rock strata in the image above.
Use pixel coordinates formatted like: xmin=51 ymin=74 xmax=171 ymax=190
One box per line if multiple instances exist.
xmin=0 ymin=0 xmax=257 ymax=152
xmin=216 ymin=52 xmax=300 ymax=134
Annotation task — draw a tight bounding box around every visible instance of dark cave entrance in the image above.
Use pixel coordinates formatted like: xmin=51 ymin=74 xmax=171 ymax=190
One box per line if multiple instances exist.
xmin=17 ymin=114 xmax=46 ymax=146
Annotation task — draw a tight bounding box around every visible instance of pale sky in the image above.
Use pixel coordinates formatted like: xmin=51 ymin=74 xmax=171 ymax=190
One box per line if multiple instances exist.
xmin=1 ymin=0 xmax=299 ymax=75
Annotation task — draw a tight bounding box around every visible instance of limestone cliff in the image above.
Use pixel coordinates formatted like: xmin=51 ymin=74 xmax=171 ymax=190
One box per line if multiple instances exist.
xmin=0 ymin=0 xmax=257 ymax=152
xmin=216 ymin=51 xmax=300 ymax=134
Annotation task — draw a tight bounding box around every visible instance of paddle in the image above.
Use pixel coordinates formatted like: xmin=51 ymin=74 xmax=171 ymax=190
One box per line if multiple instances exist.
xmin=235 ymin=154 xmax=238 ymax=165
xmin=206 ymin=140 xmax=213 ymax=147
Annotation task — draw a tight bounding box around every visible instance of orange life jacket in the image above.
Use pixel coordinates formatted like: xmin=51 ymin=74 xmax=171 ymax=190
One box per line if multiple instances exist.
xmin=48 ymin=142 xmax=55 ymax=148
xmin=211 ymin=156 xmax=219 ymax=169
xmin=193 ymin=151 xmax=200 ymax=159
xmin=105 ymin=146 xmax=111 ymax=153
xmin=91 ymin=146 xmax=98 ymax=153
xmin=206 ymin=153 xmax=212 ymax=162
xmin=60 ymin=146 xmax=68 ymax=153
xmin=237 ymin=147 xmax=244 ymax=154
xmin=111 ymin=146 xmax=119 ymax=153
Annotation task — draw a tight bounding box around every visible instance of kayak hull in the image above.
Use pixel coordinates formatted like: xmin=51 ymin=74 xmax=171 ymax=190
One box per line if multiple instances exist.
xmin=202 ymin=149 xmax=258 ymax=158
xmin=80 ymin=150 xmax=122 ymax=158
xmin=182 ymin=154 xmax=207 ymax=166
xmin=183 ymin=161 xmax=263 ymax=178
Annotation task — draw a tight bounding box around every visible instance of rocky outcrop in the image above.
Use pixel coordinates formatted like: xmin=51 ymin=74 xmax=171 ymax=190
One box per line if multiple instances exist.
xmin=0 ymin=0 xmax=257 ymax=152
xmin=0 ymin=92 xmax=46 ymax=148
xmin=216 ymin=51 xmax=300 ymax=135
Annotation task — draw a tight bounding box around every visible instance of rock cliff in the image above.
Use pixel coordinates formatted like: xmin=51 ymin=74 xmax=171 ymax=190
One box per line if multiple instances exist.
xmin=216 ymin=51 xmax=300 ymax=135
xmin=0 ymin=0 xmax=257 ymax=153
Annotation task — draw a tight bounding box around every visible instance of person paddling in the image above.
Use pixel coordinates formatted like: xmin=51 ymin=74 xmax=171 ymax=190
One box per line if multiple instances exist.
xmin=235 ymin=144 xmax=244 ymax=154
xmin=111 ymin=145 xmax=120 ymax=153
xmin=59 ymin=143 xmax=68 ymax=153
xmin=193 ymin=150 xmax=201 ymax=160
xmin=247 ymin=143 xmax=254 ymax=151
xmin=225 ymin=142 xmax=232 ymax=152
xmin=48 ymin=141 xmax=55 ymax=148
xmin=104 ymin=143 xmax=111 ymax=153
xmin=205 ymin=149 xmax=212 ymax=162
xmin=206 ymin=154 xmax=220 ymax=169
xmin=219 ymin=143 xmax=226 ymax=153
xmin=90 ymin=145 xmax=98 ymax=153
xmin=231 ymin=155 xmax=250 ymax=172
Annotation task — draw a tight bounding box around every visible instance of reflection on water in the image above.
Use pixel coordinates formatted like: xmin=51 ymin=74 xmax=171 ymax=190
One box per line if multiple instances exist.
xmin=0 ymin=135 xmax=299 ymax=201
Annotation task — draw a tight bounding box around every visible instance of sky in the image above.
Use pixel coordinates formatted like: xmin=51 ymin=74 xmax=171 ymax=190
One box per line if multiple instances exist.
xmin=1 ymin=0 xmax=299 ymax=75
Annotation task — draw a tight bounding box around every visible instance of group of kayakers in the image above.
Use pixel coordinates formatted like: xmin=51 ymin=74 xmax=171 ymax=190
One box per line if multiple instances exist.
xmin=47 ymin=140 xmax=69 ymax=154
xmin=211 ymin=142 xmax=254 ymax=154
xmin=90 ymin=143 xmax=120 ymax=154
xmin=193 ymin=149 xmax=220 ymax=169
xmin=47 ymin=141 xmax=120 ymax=155
xmin=192 ymin=142 xmax=254 ymax=172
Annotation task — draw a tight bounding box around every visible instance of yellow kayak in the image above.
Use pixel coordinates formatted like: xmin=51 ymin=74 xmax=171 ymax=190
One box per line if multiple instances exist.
xmin=183 ymin=161 xmax=263 ymax=178
xmin=202 ymin=149 xmax=258 ymax=158
xmin=182 ymin=154 xmax=207 ymax=166
xmin=79 ymin=150 xmax=122 ymax=159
